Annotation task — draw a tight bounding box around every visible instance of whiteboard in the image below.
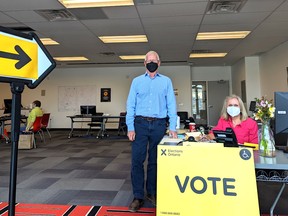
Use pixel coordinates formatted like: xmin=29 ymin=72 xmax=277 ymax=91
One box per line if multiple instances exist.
xmin=58 ymin=86 xmax=97 ymax=112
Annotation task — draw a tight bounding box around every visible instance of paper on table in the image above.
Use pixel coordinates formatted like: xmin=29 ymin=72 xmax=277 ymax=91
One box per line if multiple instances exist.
xmin=159 ymin=136 xmax=183 ymax=145
xmin=185 ymin=131 xmax=201 ymax=137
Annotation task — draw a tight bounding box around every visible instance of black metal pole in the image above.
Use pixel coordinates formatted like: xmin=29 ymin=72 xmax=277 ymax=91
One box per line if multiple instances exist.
xmin=8 ymin=82 xmax=24 ymax=216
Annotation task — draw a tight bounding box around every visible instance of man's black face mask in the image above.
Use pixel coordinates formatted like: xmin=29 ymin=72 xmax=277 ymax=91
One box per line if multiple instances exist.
xmin=146 ymin=62 xmax=158 ymax=72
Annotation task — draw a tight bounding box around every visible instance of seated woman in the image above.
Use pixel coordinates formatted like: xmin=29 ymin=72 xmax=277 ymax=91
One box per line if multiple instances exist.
xmin=209 ymin=94 xmax=258 ymax=144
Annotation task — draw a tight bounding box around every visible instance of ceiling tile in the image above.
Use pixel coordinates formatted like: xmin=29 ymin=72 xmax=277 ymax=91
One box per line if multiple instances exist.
xmin=0 ymin=0 xmax=287 ymax=66
xmin=136 ymin=2 xmax=207 ymax=17
xmin=5 ymin=10 xmax=47 ymax=23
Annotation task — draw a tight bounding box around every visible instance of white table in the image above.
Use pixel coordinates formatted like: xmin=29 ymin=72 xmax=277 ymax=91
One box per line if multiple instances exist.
xmin=67 ymin=115 xmax=125 ymax=138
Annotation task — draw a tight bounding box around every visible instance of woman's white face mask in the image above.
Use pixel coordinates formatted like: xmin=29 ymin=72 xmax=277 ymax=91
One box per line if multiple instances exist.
xmin=227 ymin=106 xmax=240 ymax=117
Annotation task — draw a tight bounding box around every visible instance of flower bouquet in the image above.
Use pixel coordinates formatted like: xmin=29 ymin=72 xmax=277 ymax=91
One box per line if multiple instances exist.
xmin=254 ymin=96 xmax=276 ymax=157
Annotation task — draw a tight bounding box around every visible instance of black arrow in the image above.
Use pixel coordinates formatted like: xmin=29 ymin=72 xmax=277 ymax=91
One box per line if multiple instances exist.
xmin=0 ymin=45 xmax=31 ymax=69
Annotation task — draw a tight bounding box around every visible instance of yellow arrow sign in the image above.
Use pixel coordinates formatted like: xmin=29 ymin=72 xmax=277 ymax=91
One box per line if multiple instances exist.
xmin=0 ymin=34 xmax=38 ymax=79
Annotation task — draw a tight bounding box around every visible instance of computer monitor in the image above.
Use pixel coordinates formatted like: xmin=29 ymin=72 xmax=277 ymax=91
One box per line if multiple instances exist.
xmin=274 ymin=92 xmax=288 ymax=147
xmin=3 ymin=99 xmax=24 ymax=115
xmin=213 ymin=128 xmax=239 ymax=147
xmin=80 ymin=105 xmax=96 ymax=115
xmin=3 ymin=99 xmax=12 ymax=114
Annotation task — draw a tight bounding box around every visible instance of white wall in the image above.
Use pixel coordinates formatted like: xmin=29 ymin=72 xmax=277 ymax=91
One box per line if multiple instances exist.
xmin=259 ymin=40 xmax=288 ymax=99
xmin=231 ymin=57 xmax=261 ymax=111
xmin=191 ymin=66 xmax=232 ymax=89
xmin=0 ymin=65 xmax=191 ymax=128
xmin=230 ymin=40 xmax=288 ymax=107
xmin=231 ymin=58 xmax=246 ymax=96
xmin=245 ymin=57 xmax=261 ymax=104
xmin=2 ymin=38 xmax=288 ymax=129
xmin=160 ymin=66 xmax=192 ymax=115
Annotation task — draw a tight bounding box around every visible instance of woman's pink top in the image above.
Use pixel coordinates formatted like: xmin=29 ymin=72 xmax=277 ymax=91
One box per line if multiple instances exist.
xmin=211 ymin=117 xmax=259 ymax=144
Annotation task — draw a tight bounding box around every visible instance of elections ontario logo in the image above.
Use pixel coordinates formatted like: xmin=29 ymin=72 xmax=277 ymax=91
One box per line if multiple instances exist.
xmin=160 ymin=148 xmax=183 ymax=157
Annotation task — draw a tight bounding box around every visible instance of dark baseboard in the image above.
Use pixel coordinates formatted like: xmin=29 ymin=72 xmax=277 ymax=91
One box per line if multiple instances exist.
xmin=48 ymin=128 xmax=119 ymax=131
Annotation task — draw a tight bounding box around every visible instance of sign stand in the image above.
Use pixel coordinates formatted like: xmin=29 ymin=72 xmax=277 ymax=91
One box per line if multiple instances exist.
xmin=0 ymin=26 xmax=56 ymax=216
xmin=8 ymin=82 xmax=24 ymax=216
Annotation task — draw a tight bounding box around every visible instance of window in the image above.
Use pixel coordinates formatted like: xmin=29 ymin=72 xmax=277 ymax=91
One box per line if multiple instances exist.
xmin=192 ymin=81 xmax=207 ymax=125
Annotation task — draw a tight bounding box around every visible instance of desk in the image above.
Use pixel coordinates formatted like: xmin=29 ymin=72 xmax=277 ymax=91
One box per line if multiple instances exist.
xmin=254 ymin=150 xmax=288 ymax=215
xmin=67 ymin=115 xmax=125 ymax=138
xmin=159 ymin=137 xmax=288 ymax=216
xmin=0 ymin=115 xmax=27 ymax=143
xmin=157 ymin=143 xmax=260 ymax=215
xmin=159 ymin=136 xmax=288 ymax=216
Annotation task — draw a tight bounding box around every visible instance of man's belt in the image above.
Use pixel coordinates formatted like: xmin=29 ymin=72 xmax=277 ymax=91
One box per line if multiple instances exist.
xmin=136 ymin=116 xmax=166 ymax=121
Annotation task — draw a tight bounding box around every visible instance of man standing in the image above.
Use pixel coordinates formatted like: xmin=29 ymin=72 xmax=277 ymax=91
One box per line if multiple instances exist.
xmin=126 ymin=51 xmax=177 ymax=212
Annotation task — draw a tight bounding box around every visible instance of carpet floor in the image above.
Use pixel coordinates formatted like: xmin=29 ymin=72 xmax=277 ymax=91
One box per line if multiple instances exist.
xmin=0 ymin=202 xmax=156 ymax=216
xmin=0 ymin=130 xmax=144 ymax=207
xmin=0 ymin=130 xmax=288 ymax=215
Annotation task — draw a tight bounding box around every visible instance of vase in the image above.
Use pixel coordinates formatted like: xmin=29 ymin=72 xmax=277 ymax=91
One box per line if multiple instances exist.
xmin=259 ymin=120 xmax=276 ymax=157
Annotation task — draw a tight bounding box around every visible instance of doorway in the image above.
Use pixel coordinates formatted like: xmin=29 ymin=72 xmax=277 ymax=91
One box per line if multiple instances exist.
xmin=192 ymin=81 xmax=207 ymax=126
xmin=207 ymin=80 xmax=229 ymax=126
xmin=192 ymin=80 xmax=229 ymax=127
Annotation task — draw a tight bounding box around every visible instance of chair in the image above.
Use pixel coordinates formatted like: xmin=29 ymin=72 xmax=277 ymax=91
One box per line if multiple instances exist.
xmin=117 ymin=112 xmax=127 ymax=136
xmin=87 ymin=112 xmax=105 ymax=138
xmin=30 ymin=116 xmax=44 ymax=148
xmin=41 ymin=113 xmax=51 ymax=139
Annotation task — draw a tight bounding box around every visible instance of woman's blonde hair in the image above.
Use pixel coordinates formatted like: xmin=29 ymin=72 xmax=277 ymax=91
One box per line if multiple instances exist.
xmin=220 ymin=94 xmax=248 ymax=121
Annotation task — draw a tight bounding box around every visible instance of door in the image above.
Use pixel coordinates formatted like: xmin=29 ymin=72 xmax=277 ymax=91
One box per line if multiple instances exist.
xmin=192 ymin=81 xmax=207 ymax=125
xmin=207 ymin=80 xmax=229 ymax=126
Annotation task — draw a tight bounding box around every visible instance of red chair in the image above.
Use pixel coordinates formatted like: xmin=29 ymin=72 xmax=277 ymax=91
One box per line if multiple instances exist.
xmin=31 ymin=116 xmax=44 ymax=148
xmin=41 ymin=113 xmax=51 ymax=139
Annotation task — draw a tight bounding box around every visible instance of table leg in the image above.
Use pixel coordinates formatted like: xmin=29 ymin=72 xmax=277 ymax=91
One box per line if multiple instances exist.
xmin=3 ymin=132 xmax=10 ymax=143
xmin=270 ymin=183 xmax=286 ymax=216
xmin=95 ymin=118 xmax=105 ymax=138
xmin=101 ymin=118 xmax=105 ymax=137
xmin=98 ymin=117 xmax=108 ymax=138
xmin=103 ymin=117 xmax=108 ymax=137
xmin=68 ymin=118 xmax=74 ymax=138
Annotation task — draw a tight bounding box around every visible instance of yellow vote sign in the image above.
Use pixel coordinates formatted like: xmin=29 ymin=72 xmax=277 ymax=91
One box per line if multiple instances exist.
xmin=0 ymin=26 xmax=56 ymax=89
xmin=157 ymin=145 xmax=259 ymax=216
xmin=0 ymin=34 xmax=38 ymax=79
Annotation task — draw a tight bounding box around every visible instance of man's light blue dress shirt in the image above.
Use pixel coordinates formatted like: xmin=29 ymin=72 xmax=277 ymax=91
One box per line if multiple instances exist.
xmin=126 ymin=72 xmax=177 ymax=131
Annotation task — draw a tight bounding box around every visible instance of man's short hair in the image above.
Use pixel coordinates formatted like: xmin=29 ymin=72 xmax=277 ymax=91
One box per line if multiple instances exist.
xmin=145 ymin=51 xmax=160 ymax=62
xmin=33 ymin=100 xmax=41 ymax=107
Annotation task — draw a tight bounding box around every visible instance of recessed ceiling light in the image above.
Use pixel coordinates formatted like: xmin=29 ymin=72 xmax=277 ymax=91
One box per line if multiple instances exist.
xmin=58 ymin=0 xmax=134 ymax=8
xmin=99 ymin=35 xmax=148 ymax=43
xmin=40 ymin=38 xmax=59 ymax=45
xmin=119 ymin=55 xmax=146 ymax=60
xmin=196 ymin=31 xmax=250 ymax=40
xmin=190 ymin=53 xmax=227 ymax=58
xmin=54 ymin=57 xmax=88 ymax=61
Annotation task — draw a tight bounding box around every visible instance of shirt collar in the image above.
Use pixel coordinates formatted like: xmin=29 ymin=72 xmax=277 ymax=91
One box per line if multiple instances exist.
xmin=145 ymin=71 xmax=161 ymax=77
xmin=227 ymin=117 xmax=243 ymax=127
